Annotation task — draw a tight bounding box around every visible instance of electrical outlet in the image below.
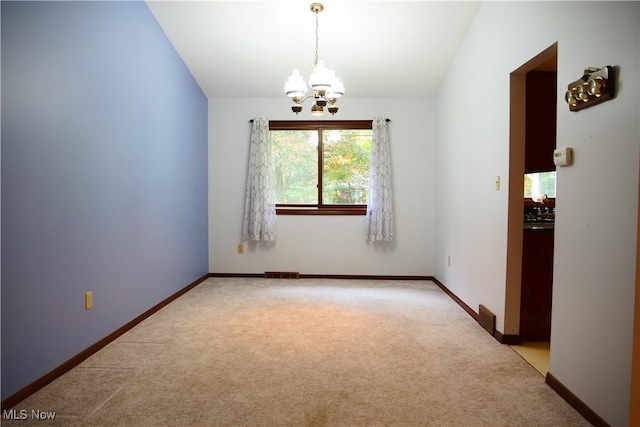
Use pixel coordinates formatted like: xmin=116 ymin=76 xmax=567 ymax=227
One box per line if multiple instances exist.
xmin=85 ymin=291 xmax=93 ymax=310
xmin=238 ymin=244 xmax=244 ymax=254
xmin=448 ymin=256 xmax=451 ymax=267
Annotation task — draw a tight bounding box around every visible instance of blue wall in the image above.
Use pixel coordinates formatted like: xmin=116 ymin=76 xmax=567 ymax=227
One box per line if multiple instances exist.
xmin=1 ymin=1 xmax=208 ymax=400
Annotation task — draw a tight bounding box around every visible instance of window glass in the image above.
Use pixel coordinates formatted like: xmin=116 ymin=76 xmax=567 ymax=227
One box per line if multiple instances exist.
xmin=271 ymin=130 xmax=317 ymax=204
xmin=524 ymin=171 xmax=556 ymax=198
xmin=322 ymin=129 xmax=372 ymax=204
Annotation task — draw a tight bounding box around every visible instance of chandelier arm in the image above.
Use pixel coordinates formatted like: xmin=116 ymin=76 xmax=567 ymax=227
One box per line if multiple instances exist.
xmin=297 ymin=94 xmax=318 ymax=104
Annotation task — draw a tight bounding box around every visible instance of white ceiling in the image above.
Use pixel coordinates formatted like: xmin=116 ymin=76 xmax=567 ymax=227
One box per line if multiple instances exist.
xmin=146 ymin=1 xmax=482 ymax=99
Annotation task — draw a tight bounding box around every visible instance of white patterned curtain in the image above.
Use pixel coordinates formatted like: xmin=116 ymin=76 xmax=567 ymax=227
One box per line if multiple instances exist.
xmin=366 ymin=117 xmax=394 ymax=241
xmin=242 ymin=118 xmax=277 ymax=241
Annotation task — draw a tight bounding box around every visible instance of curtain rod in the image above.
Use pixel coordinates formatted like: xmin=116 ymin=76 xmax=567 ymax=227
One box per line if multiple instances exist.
xmin=249 ymin=118 xmax=391 ymax=123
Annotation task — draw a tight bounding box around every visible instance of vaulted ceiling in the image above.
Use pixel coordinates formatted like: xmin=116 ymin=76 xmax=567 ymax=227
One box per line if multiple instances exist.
xmin=146 ymin=1 xmax=482 ymax=99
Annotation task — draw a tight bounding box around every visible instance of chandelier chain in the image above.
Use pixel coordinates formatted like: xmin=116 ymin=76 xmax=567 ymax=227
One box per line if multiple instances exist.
xmin=314 ymin=8 xmax=319 ymax=67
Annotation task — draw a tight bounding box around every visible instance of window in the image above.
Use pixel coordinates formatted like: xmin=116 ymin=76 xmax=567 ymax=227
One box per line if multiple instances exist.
xmin=270 ymin=120 xmax=372 ymax=215
xmin=524 ymin=171 xmax=556 ymax=198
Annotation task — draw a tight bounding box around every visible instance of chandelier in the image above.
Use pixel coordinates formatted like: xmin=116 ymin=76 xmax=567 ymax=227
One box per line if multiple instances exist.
xmin=284 ymin=2 xmax=344 ymax=116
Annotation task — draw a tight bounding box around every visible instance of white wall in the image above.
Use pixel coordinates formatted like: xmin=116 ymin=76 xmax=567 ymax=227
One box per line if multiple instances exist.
xmin=209 ymin=97 xmax=434 ymax=276
xmin=435 ymin=2 xmax=639 ymax=425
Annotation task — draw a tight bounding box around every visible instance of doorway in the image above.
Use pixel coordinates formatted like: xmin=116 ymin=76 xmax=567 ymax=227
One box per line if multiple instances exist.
xmin=631 ymin=175 xmax=640 ymax=425
xmin=505 ymin=43 xmax=558 ymax=374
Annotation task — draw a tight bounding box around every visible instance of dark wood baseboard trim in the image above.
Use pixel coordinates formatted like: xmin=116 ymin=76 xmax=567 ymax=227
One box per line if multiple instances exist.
xmin=495 ymin=331 xmax=521 ymax=345
xmin=210 ymin=273 xmax=433 ymax=281
xmin=1 ymin=273 xmax=210 ymax=411
xmin=300 ymin=274 xmax=433 ymax=280
xmin=545 ymin=372 xmax=609 ymax=427
xmin=430 ymin=277 xmax=479 ymax=321
xmin=208 ymin=272 xmax=264 ymax=278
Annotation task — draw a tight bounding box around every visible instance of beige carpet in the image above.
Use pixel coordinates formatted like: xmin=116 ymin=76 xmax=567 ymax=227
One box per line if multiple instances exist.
xmin=4 ymin=278 xmax=589 ymax=426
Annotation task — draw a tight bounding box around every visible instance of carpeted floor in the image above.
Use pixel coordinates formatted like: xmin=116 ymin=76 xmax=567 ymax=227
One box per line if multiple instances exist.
xmin=3 ymin=278 xmax=589 ymax=426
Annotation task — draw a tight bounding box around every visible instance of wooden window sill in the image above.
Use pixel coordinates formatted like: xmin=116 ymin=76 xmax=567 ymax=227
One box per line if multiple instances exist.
xmin=276 ymin=206 xmax=366 ymax=216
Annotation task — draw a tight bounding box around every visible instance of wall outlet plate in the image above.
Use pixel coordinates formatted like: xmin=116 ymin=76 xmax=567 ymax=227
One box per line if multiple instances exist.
xmin=85 ymin=291 xmax=93 ymax=310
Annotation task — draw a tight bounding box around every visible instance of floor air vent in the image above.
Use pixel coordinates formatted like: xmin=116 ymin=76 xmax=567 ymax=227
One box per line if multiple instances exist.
xmin=479 ymin=304 xmax=496 ymax=337
xmin=264 ymin=271 xmax=300 ymax=279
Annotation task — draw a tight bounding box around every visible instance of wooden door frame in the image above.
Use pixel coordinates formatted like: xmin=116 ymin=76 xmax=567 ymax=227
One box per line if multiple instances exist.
xmin=630 ymin=171 xmax=640 ymax=425
xmin=505 ymin=43 xmax=557 ymax=338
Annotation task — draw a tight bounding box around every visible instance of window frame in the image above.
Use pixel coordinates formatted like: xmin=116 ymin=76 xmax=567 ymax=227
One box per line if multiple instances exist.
xmin=270 ymin=120 xmax=372 ymax=216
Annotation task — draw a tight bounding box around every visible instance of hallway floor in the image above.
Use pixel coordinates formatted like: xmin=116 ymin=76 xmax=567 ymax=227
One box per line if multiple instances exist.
xmin=510 ymin=341 xmax=550 ymax=376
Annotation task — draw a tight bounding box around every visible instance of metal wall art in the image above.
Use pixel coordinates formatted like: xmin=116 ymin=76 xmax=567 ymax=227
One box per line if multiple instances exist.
xmin=564 ymin=66 xmax=615 ymax=112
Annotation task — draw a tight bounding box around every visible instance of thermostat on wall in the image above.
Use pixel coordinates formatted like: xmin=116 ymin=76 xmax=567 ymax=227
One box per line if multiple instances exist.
xmin=553 ymin=147 xmax=573 ymax=166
